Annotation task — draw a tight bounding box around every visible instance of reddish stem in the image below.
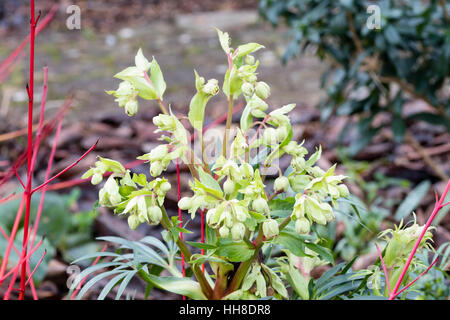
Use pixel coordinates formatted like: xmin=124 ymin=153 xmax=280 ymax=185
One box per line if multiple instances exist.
xmin=0 ymin=4 xmax=58 ymax=84
xmin=389 ymin=180 xmax=450 ymax=300
xmin=176 ymin=159 xmax=186 ymax=300
xmin=375 ymin=243 xmax=391 ymax=294
xmin=390 ymin=258 xmax=439 ymax=299
xmin=201 ymin=209 xmax=205 ymax=274
xmin=18 ymin=0 xmax=37 ymax=299
xmin=31 ymin=140 xmax=98 ymax=194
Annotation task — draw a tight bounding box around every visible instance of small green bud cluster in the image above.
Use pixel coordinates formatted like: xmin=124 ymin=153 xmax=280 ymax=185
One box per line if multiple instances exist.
xmin=82 ymin=157 xmax=127 ymax=185
xmin=107 ymin=81 xmax=139 ymax=116
xmin=204 ymin=200 xmax=250 ymax=242
xmin=241 ymin=263 xmax=288 ymax=299
xmin=124 ymin=196 xmax=163 ymax=230
xmin=107 ymin=49 xmax=167 ymax=117
xmin=379 ymin=217 xmax=434 ymax=268
xmin=83 ymin=157 xmax=171 ymax=230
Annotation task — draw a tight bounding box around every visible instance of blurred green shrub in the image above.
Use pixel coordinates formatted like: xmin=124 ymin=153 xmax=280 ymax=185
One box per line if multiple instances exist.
xmin=259 ymin=0 xmax=450 ymax=155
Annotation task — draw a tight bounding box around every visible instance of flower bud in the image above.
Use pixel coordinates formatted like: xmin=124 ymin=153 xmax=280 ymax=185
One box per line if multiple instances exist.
xmin=337 ymin=184 xmax=349 ymax=198
xmin=160 ymin=181 xmax=171 ymax=193
xmin=295 ymin=218 xmax=310 ymax=234
xmin=148 ymin=206 xmax=162 ymax=223
xmin=149 ymin=145 xmax=168 ymax=161
xmin=289 ymin=174 xmax=310 ymax=192
xmin=178 ymin=197 xmax=193 ymax=210
xmin=252 ymin=197 xmax=269 ymax=213
xmin=249 ymin=95 xmax=268 ymax=112
xmin=231 ymin=223 xmax=246 ymax=241
xmin=245 ymin=54 xmax=255 ymax=65
xmin=274 ymin=176 xmax=289 ymax=193
xmin=153 ymin=114 xmax=176 ymax=131
xmin=128 ymin=215 xmax=140 ymax=230
xmin=150 ymin=161 xmax=163 ymax=177
xmin=276 ymin=126 xmax=288 ymax=141
xmin=125 ymin=99 xmax=138 ymax=117
xmin=240 ymin=163 xmax=254 ymax=178
xmin=222 ymin=210 xmax=234 ymax=228
xmin=241 ymin=82 xmax=254 ymax=96
xmin=206 ymin=208 xmax=221 ymax=228
xmin=255 ymin=81 xmax=270 ymax=100
xmin=283 ymin=141 xmax=301 ymax=155
xmin=263 ymin=128 xmax=278 ymax=145
xmin=202 ymin=79 xmax=219 ymax=95
xmin=248 ymin=75 xmax=257 ymax=83
xmin=91 ymin=173 xmax=103 ymax=185
xmin=251 ymin=108 xmax=266 ymax=118
xmin=307 ymin=198 xmax=327 ymax=225
xmin=223 ymin=177 xmax=235 ymax=195
xmin=233 ymin=205 xmax=248 ymax=222
xmin=263 ymin=219 xmax=279 ymax=238
xmin=219 ymin=225 xmax=230 ymax=238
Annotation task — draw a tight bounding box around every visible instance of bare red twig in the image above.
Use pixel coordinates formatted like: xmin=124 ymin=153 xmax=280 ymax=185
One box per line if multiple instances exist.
xmin=0 ymin=4 xmax=58 ymax=84
xmin=390 ymin=258 xmax=439 ymax=299
xmin=24 ymin=250 xmax=47 ymax=287
xmin=0 ymin=225 xmax=38 ymax=299
xmin=0 ymin=96 xmax=73 ymax=189
xmin=31 ymin=140 xmax=99 ymax=194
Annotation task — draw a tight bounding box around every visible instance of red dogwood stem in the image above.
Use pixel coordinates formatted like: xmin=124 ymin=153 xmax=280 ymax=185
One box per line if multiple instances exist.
xmin=389 ymin=180 xmax=450 ymax=299
xmin=18 ymin=0 xmax=37 ymax=300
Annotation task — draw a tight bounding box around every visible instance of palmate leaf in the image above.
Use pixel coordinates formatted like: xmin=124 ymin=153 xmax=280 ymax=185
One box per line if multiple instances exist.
xmin=72 ymin=235 xmax=179 ymax=300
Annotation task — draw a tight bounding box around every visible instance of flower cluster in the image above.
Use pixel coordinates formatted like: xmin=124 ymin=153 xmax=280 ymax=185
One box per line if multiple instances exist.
xmin=83 ymin=157 xmax=171 ymax=230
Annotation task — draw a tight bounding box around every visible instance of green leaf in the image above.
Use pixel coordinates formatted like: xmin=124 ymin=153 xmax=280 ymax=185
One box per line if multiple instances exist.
xmin=116 ymin=270 xmax=138 ymax=300
xmin=304 ymin=242 xmax=334 ymax=265
xmin=149 ymin=57 xmax=166 ymax=99
xmin=216 ymin=239 xmax=254 ymax=262
xmin=394 ymin=180 xmax=431 ymax=221
xmin=144 ymin=275 xmax=207 ymax=300
xmin=186 ymin=241 xmax=217 ymax=250
xmin=276 ymin=231 xmax=309 ymax=257
xmin=235 ymin=43 xmax=264 ymax=58
xmin=197 ymin=167 xmax=223 ymax=196
xmin=284 ymin=264 xmax=309 ymax=300
xmin=98 ymin=272 xmax=129 ymax=300
xmin=215 ymin=28 xmax=231 ymax=54
xmin=240 ymin=101 xmax=253 ymax=132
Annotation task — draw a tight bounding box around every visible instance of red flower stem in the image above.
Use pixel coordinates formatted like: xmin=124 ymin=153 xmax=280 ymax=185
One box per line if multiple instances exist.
xmin=31 ymin=140 xmax=98 ymax=194
xmin=389 ymin=180 xmax=450 ymax=300
xmin=390 ymin=258 xmax=438 ymax=299
xmin=375 ymin=243 xmax=391 ymax=294
xmin=69 ymin=244 xmax=107 ymax=300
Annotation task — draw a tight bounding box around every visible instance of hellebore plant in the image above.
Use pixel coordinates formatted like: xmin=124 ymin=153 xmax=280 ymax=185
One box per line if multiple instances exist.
xmin=76 ymin=30 xmax=447 ymax=300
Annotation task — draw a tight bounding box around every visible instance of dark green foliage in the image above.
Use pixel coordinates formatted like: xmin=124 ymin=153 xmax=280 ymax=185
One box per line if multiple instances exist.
xmin=259 ymin=0 xmax=450 ymax=154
